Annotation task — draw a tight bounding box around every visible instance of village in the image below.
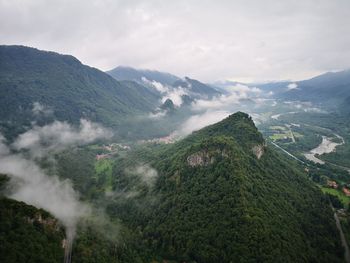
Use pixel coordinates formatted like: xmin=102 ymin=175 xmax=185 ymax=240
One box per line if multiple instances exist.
xmin=95 ymin=143 xmax=131 ymax=160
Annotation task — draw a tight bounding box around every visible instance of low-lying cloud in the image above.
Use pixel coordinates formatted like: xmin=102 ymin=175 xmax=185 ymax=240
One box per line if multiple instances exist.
xmin=287 ymin=83 xmax=299 ymax=90
xmin=32 ymin=101 xmax=53 ymax=116
xmin=13 ymin=119 xmax=113 ymax=158
xmin=125 ymin=164 xmax=158 ymax=188
xmin=173 ymin=110 xmax=231 ymax=137
xmin=0 ymin=136 xmax=90 ymax=243
xmin=191 ymin=84 xmax=262 ymax=111
xmin=0 ymin=119 xmax=113 ymax=244
xmin=143 ymin=77 xmax=188 ymax=107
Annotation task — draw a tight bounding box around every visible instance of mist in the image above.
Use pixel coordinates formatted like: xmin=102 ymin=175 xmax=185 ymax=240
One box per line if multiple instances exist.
xmin=13 ymin=119 xmax=113 ymax=158
xmin=0 ymin=119 xmax=113 ymax=246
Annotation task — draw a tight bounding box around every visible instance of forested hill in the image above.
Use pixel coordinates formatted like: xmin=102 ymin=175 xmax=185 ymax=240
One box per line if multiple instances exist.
xmin=0 ymin=45 xmax=159 ymax=138
xmin=115 ymin=112 xmax=344 ymax=262
xmin=0 ymin=176 xmax=65 ymax=263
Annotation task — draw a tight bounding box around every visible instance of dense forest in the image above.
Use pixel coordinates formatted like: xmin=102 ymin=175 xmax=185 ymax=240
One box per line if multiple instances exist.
xmin=0 ymin=175 xmax=65 ymax=263
xmin=49 ymin=113 xmax=344 ymax=262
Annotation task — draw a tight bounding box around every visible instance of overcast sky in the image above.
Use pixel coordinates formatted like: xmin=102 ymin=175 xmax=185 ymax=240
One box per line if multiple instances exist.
xmin=1 ymin=0 xmax=350 ymax=82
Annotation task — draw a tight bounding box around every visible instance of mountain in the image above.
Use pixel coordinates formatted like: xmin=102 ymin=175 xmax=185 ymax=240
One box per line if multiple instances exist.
xmin=107 ymin=66 xmax=181 ymax=86
xmin=0 ymin=45 xmax=160 ymax=138
xmin=107 ymin=112 xmax=343 ymax=262
xmin=108 ymin=66 xmax=221 ymax=100
xmin=276 ymin=70 xmax=350 ymax=111
xmin=173 ymin=76 xmax=221 ymax=99
xmin=341 ymin=96 xmax=350 ymax=114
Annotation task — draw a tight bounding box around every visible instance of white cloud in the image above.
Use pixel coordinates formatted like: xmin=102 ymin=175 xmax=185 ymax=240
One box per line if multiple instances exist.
xmin=0 ymin=135 xmax=91 ymax=245
xmin=191 ymin=84 xmax=262 ymax=111
xmin=32 ymin=102 xmax=53 ymax=116
xmin=287 ymin=83 xmax=299 ymax=90
xmin=132 ymin=164 xmax=158 ymax=187
xmin=143 ymin=76 xmax=188 ymax=107
xmin=13 ymin=119 xmax=113 ymax=158
xmin=142 ymin=77 xmax=168 ymax=93
xmin=161 ymin=86 xmax=187 ymax=107
xmin=173 ymin=110 xmax=231 ymax=137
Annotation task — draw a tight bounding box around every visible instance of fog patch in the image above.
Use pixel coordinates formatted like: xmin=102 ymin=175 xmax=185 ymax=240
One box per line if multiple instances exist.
xmin=173 ymin=110 xmax=231 ymax=137
xmin=126 ymin=164 xmax=158 ymax=187
xmin=142 ymin=77 xmax=168 ymax=93
xmin=13 ymin=119 xmax=113 ymax=158
xmin=191 ymin=84 xmax=262 ymax=111
xmin=287 ymin=83 xmax=299 ymax=90
xmin=0 ymin=120 xmax=113 ymax=248
xmin=32 ymin=102 xmax=53 ymax=116
xmin=0 ymin=137 xmax=91 ymax=246
xmin=161 ymin=87 xmax=187 ymax=107
xmin=143 ymin=77 xmax=188 ymax=107
xmin=148 ymin=110 xmax=167 ymax=119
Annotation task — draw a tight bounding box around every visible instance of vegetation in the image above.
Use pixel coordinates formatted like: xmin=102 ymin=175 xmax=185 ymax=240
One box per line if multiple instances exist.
xmin=102 ymin=113 xmax=344 ymax=262
xmin=0 ymin=175 xmax=65 ymax=263
xmin=0 ymin=45 xmax=160 ymax=140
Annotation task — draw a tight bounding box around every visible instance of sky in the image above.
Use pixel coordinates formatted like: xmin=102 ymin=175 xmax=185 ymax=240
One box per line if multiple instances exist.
xmin=1 ymin=0 xmax=350 ymax=82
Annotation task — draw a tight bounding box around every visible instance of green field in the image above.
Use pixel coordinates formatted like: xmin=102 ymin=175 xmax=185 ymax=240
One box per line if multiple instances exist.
xmin=269 ymin=126 xmax=287 ymax=131
xmin=94 ymin=159 xmax=114 ymax=191
xmin=320 ymin=186 xmax=350 ymax=207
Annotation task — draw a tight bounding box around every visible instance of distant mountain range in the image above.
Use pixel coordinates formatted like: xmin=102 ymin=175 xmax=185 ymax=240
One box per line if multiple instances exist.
xmin=107 ymin=65 xmax=181 ymax=86
xmin=278 ymin=70 xmax=350 ymax=108
xmin=1 ymin=44 xmax=349 ymax=141
xmin=107 ymin=66 xmax=221 ymax=100
xmin=251 ymin=70 xmax=350 ymax=113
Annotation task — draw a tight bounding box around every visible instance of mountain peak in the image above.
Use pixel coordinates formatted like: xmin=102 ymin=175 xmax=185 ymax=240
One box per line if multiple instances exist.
xmin=190 ymin=111 xmax=264 ymax=148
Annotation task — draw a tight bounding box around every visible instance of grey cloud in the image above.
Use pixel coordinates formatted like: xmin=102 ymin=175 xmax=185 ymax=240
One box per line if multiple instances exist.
xmin=1 ymin=0 xmax=350 ymax=82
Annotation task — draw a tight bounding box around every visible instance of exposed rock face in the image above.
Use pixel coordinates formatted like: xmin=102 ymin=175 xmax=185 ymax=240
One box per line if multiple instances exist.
xmin=187 ymin=151 xmax=215 ymax=167
xmin=252 ymin=144 xmax=265 ymax=159
xmin=26 ymin=212 xmax=61 ymax=232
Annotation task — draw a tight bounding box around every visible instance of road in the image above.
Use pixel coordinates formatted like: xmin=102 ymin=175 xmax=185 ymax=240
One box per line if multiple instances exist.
xmin=333 ymin=207 xmax=350 ymax=263
xmin=269 ymin=141 xmax=305 ymax=164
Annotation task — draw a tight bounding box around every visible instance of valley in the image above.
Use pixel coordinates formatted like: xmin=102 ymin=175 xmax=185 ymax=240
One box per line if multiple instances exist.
xmin=1 ymin=45 xmax=350 ymax=262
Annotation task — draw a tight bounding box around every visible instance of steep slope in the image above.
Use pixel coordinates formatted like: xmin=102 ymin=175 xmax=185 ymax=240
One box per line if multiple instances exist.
xmin=341 ymin=96 xmax=350 ymax=115
xmin=0 ymin=175 xmax=64 ymax=262
xmin=130 ymin=112 xmax=343 ymax=262
xmin=107 ymin=66 xmax=181 ymax=86
xmin=0 ymin=46 xmax=159 ymax=137
xmin=0 ymin=197 xmax=65 ymax=262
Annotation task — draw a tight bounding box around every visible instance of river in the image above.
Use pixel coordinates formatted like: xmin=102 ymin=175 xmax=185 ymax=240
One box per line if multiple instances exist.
xmin=304 ymin=134 xmax=344 ymax=164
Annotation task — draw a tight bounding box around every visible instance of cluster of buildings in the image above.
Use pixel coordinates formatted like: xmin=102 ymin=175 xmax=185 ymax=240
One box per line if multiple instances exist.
xmin=327 ymin=180 xmax=350 ymax=197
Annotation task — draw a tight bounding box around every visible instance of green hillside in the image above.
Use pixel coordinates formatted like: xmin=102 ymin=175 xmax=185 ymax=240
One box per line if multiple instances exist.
xmin=0 ymin=45 xmax=159 ymax=138
xmin=0 ymin=196 xmax=65 ymax=263
xmin=106 ymin=112 xmax=343 ymax=262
